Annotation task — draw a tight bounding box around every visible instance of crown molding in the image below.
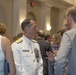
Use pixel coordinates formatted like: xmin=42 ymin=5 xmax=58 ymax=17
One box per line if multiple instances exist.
xmin=35 ymin=0 xmax=73 ymax=9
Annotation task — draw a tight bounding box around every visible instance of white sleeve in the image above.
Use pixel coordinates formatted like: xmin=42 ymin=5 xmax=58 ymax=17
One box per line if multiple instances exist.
xmin=11 ymin=43 xmax=28 ymax=75
xmin=55 ymin=33 xmax=72 ymax=75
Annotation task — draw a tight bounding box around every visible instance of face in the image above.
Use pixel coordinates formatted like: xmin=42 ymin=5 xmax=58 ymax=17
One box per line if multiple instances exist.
xmin=51 ymin=36 xmax=55 ymax=43
xmin=66 ymin=15 xmax=72 ymax=29
xmin=28 ymin=20 xmax=38 ymax=38
xmin=48 ymin=37 xmax=51 ymax=42
xmin=62 ymin=24 xmax=67 ymax=31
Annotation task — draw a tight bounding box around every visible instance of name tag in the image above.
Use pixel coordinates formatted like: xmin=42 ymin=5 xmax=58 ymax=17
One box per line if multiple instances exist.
xmin=22 ymin=50 xmax=31 ymax=57
xmin=22 ymin=50 xmax=29 ymax=52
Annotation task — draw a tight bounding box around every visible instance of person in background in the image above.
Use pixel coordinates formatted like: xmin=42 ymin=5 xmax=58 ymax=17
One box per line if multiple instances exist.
xmin=57 ymin=19 xmax=71 ymax=39
xmin=16 ymin=33 xmax=23 ymax=38
xmin=45 ymin=34 xmax=54 ymax=75
xmin=12 ymin=36 xmax=18 ymax=43
xmin=44 ymin=34 xmax=51 ymax=43
xmin=0 ymin=23 xmax=16 ymax=75
xmin=57 ymin=19 xmax=71 ymax=38
xmin=57 ymin=29 xmax=65 ymax=38
xmin=12 ymin=19 xmax=43 ymax=75
xmin=0 ymin=23 xmax=6 ymax=36
xmin=51 ymin=34 xmax=61 ymax=52
xmin=36 ymin=30 xmax=52 ymax=75
xmin=12 ymin=33 xmax=23 ymax=42
xmin=46 ymin=6 xmax=76 ymax=75
xmin=62 ymin=19 xmax=71 ymax=31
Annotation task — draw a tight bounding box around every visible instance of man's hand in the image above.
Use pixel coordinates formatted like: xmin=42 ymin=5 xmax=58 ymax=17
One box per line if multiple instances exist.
xmin=53 ymin=50 xmax=58 ymax=56
xmin=46 ymin=51 xmax=54 ymax=61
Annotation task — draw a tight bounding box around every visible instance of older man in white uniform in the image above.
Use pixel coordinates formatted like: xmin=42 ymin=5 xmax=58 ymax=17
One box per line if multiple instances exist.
xmin=12 ymin=19 xmax=43 ymax=75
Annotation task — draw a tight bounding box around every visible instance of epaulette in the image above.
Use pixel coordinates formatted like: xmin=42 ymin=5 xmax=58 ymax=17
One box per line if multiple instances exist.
xmin=15 ymin=38 xmax=23 ymax=44
xmin=32 ymin=39 xmax=37 ymax=43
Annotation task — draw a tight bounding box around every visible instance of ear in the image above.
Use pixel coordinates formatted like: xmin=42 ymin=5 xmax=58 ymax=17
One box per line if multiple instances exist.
xmin=25 ymin=26 xmax=28 ymax=30
xmin=23 ymin=26 xmax=27 ymax=32
xmin=69 ymin=15 xmax=72 ymax=20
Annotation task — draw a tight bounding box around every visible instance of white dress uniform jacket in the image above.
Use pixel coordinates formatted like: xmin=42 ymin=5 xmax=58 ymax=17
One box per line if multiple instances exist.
xmin=12 ymin=35 xmax=43 ymax=75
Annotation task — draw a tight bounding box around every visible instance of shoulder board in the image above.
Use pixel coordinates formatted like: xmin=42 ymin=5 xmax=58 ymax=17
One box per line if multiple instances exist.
xmin=15 ymin=38 xmax=23 ymax=44
xmin=32 ymin=39 xmax=37 ymax=43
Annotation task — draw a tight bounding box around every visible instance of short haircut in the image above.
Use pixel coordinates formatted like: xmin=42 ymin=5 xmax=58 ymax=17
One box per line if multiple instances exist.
xmin=37 ymin=30 xmax=45 ymax=37
xmin=45 ymin=34 xmax=51 ymax=40
xmin=67 ymin=7 xmax=76 ymax=23
xmin=21 ymin=19 xmax=35 ymax=31
xmin=0 ymin=23 xmax=7 ymax=35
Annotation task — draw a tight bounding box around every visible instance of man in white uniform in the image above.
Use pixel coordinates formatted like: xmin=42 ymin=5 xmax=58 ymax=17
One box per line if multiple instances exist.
xmin=12 ymin=19 xmax=43 ymax=75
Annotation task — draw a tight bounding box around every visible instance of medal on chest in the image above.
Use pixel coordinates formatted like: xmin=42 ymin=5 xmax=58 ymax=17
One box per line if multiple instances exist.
xmin=34 ymin=48 xmax=39 ymax=62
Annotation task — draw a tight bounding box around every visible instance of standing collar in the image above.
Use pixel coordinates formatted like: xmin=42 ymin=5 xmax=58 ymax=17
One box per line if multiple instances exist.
xmin=22 ymin=35 xmax=32 ymax=45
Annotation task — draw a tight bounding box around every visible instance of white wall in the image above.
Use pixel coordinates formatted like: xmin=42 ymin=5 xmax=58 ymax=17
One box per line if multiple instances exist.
xmin=13 ymin=0 xmax=27 ymax=36
xmin=0 ymin=0 xmax=13 ymax=40
xmin=63 ymin=0 xmax=74 ymax=5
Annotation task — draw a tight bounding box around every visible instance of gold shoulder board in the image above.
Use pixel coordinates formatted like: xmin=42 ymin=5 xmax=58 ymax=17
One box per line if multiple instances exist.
xmin=15 ymin=38 xmax=23 ymax=44
xmin=32 ymin=39 xmax=37 ymax=43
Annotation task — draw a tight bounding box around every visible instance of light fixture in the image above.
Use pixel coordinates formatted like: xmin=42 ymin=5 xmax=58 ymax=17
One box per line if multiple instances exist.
xmin=20 ymin=18 xmax=25 ymax=25
xmin=46 ymin=24 xmax=52 ymax=31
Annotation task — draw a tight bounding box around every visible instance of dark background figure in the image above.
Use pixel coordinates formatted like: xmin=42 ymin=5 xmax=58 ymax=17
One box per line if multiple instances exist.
xmin=36 ymin=30 xmax=52 ymax=75
xmin=12 ymin=33 xmax=23 ymax=43
xmin=17 ymin=33 xmax=23 ymax=38
xmin=45 ymin=34 xmax=54 ymax=75
xmin=44 ymin=34 xmax=51 ymax=43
